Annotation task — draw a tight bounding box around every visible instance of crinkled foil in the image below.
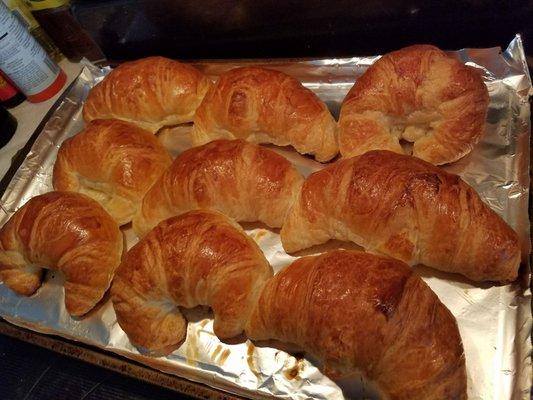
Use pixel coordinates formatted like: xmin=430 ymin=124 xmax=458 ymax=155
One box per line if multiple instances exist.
xmin=0 ymin=36 xmax=531 ymax=400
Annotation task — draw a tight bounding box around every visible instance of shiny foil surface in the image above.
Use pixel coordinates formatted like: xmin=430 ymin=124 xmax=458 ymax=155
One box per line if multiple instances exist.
xmin=0 ymin=36 xmax=531 ymax=400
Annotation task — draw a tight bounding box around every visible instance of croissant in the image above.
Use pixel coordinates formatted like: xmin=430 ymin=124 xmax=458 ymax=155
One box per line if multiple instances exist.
xmin=245 ymin=250 xmax=466 ymax=400
xmin=338 ymin=45 xmax=489 ymax=165
xmin=133 ymin=139 xmax=304 ymax=237
xmin=0 ymin=192 xmax=123 ymax=316
xmin=191 ymin=67 xmax=338 ymax=162
xmin=83 ymin=57 xmax=212 ymax=132
xmin=112 ymin=210 xmax=272 ymax=355
xmin=53 ymin=119 xmax=172 ymax=226
xmin=281 ymin=150 xmax=520 ymax=282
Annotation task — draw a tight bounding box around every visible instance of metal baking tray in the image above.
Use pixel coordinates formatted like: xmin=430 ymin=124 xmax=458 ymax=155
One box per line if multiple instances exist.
xmin=0 ymin=35 xmax=531 ymax=399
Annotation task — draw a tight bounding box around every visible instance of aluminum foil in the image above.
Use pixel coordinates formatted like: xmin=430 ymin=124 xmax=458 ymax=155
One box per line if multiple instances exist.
xmin=0 ymin=35 xmax=531 ymax=400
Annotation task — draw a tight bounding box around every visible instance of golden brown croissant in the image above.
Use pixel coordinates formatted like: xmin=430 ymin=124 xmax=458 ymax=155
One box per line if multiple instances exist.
xmin=112 ymin=210 xmax=272 ymax=355
xmin=245 ymin=250 xmax=467 ymax=400
xmin=83 ymin=57 xmax=213 ymax=132
xmin=281 ymin=150 xmax=520 ymax=282
xmin=53 ymin=119 xmax=172 ymax=226
xmin=191 ymin=67 xmax=338 ymax=162
xmin=338 ymin=45 xmax=489 ymax=165
xmin=0 ymin=192 xmax=123 ymax=316
xmin=133 ymin=139 xmax=304 ymax=237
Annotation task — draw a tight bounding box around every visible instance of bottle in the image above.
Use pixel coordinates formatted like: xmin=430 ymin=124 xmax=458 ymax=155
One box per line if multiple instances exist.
xmin=0 ymin=1 xmax=66 ymax=103
xmin=0 ymin=74 xmax=25 ymax=108
xmin=28 ymin=0 xmax=105 ymax=63
xmin=0 ymin=106 xmax=18 ymax=148
xmin=1 ymin=0 xmax=63 ymax=62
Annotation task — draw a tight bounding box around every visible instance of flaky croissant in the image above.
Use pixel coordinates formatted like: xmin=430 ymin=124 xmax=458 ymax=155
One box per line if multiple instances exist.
xmin=83 ymin=57 xmax=212 ymax=132
xmin=133 ymin=139 xmax=304 ymax=237
xmin=338 ymin=45 xmax=489 ymax=165
xmin=191 ymin=67 xmax=338 ymax=162
xmin=112 ymin=210 xmax=272 ymax=355
xmin=281 ymin=150 xmax=520 ymax=282
xmin=0 ymin=192 xmax=123 ymax=316
xmin=53 ymin=119 xmax=172 ymax=226
xmin=245 ymin=250 xmax=466 ymax=400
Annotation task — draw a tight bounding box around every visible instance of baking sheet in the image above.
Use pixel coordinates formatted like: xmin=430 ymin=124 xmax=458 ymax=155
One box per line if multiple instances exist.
xmin=0 ymin=35 xmax=531 ymax=399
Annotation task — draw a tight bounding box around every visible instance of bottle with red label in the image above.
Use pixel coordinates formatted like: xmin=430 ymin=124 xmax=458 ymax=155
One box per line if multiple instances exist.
xmin=0 ymin=1 xmax=66 ymax=103
xmin=0 ymin=73 xmax=25 ymax=108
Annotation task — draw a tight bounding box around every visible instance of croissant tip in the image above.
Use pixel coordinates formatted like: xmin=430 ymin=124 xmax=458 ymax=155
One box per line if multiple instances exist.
xmin=66 ymin=306 xmax=91 ymax=318
xmin=135 ymin=341 xmax=185 ymax=358
xmin=4 ymin=276 xmax=43 ymax=297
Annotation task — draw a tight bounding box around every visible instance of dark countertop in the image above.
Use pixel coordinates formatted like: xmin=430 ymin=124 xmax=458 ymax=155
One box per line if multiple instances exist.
xmin=0 ymin=333 xmax=194 ymax=400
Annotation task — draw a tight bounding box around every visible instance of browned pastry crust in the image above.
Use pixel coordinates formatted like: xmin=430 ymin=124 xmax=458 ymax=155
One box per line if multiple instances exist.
xmin=0 ymin=192 xmax=123 ymax=316
xmin=83 ymin=57 xmax=212 ymax=132
xmin=53 ymin=119 xmax=172 ymax=226
xmin=281 ymin=150 xmax=520 ymax=282
xmin=133 ymin=139 xmax=304 ymax=237
xmin=191 ymin=67 xmax=338 ymax=162
xmin=112 ymin=210 xmax=272 ymax=355
xmin=245 ymin=250 xmax=467 ymax=400
xmin=338 ymin=45 xmax=489 ymax=165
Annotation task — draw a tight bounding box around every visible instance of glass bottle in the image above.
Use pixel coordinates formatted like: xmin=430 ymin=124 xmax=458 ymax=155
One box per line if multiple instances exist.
xmin=28 ymin=0 xmax=105 ymax=63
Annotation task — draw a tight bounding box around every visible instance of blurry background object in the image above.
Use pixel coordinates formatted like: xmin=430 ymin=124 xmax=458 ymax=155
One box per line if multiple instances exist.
xmin=28 ymin=0 xmax=106 ymax=64
xmin=69 ymin=0 xmax=533 ymax=62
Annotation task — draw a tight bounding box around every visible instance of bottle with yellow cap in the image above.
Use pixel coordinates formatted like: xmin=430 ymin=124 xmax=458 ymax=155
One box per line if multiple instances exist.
xmin=28 ymin=0 xmax=105 ymax=63
xmin=1 ymin=0 xmax=63 ymax=62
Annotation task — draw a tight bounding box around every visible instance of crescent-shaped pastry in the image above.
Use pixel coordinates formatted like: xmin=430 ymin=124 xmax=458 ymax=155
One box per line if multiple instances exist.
xmin=0 ymin=192 xmax=123 ymax=316
xmin=53 ymin=119 xmax=172 ymax=225
xmin=112 ymin=210 xmax=272 ymax=355
xmin=133 ymin=139 xmax=304 ymax=237
xmin=83 ymin=57 xmax=212 ymax=132
xmin=338 ymin=45 xmax=489 ymax=165
xmin=246 ymin=250 xmax=466 ymax=400
xmin=192 ymin=67 xmax=338 ymax=161
xmin=281 ymin=150 xmax=520 ymax=282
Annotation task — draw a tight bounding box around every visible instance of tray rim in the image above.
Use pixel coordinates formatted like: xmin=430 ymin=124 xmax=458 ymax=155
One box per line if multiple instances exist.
xmin=0 ymin=41 xmax=531 ymax=400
